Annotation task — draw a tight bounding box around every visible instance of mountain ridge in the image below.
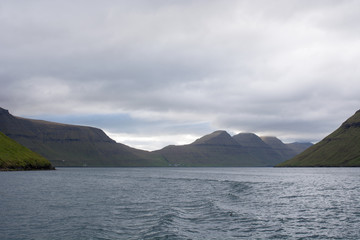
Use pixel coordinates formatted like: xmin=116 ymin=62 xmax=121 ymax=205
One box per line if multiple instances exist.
xmin=0 ymin=107 xmax=312 ymax=167
xmin=155 ymin=130 xmax=311 ymax=167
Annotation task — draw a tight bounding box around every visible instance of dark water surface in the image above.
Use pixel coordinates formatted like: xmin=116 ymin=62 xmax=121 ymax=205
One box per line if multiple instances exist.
xmin=1 ymin=167 xmax=360 ymax=239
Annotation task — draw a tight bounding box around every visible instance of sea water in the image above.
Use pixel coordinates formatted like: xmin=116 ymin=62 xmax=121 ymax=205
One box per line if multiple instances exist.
xmin=1 ymin=167 xmax=360 ymax=239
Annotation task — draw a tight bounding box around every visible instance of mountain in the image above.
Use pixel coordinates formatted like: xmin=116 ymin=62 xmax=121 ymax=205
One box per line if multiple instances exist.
xmin=0 ymin=131 xmax=54 ymax=170
xmin=277 ymin=110 xmax=360 ymax=167
xmin=232 ymin=133 xmax=285 ymax=166
xmin=154 ymin=131 xmax=310 ymax=167
xmin=0 ymin=107 xmax=313 ymax=167
xmin=0 ymin=108 xmax=166 ymax=167
xmin=261 ymin=136 xmax=298 ymax=160
xmin=192 ymin=130 xmax=239 ymax=145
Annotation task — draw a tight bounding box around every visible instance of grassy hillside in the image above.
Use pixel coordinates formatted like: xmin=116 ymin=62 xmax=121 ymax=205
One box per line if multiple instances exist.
xmin=0 ymin=131 xmax=54 ymax=170
xmin=277 ymin=110 xmax=360 ymax=167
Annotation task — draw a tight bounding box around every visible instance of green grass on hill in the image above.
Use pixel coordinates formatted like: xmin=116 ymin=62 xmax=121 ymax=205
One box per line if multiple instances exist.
xmin=277 ymin=110 xmax=360 ymax=167
xmin=0 ymin=131 xmax=54 ymax=170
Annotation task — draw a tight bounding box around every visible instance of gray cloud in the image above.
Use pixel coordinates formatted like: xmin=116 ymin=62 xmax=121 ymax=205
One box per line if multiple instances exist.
xmin=1 ymin=0 xmax=360 ymax=149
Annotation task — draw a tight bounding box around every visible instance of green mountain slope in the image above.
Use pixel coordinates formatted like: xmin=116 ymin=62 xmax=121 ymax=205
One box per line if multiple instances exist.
xmin=0 ymin=108 xmax=166 ymax=167
xmin=0 ymin=131 xmax=53 ymax=170
xmin=277 ymin=110 xmax=360 ymax=167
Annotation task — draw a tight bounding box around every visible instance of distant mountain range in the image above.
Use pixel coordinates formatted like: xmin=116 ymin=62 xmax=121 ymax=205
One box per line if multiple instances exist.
xmin=277 ymin=110 xmax=360 ymax=167
xmin=155 ymin=131 xmax=311 ymax=167
xmin=0 ymin=107 xmax=311 ymax=167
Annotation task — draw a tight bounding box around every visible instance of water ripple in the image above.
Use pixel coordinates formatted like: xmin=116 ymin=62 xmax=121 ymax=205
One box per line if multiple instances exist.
xmin=1 ymin=167 xmax=360 ymax=239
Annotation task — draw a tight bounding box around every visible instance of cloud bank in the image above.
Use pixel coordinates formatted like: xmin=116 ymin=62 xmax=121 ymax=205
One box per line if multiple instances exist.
xmin=1 ymin=0 xmax=360 ymax=150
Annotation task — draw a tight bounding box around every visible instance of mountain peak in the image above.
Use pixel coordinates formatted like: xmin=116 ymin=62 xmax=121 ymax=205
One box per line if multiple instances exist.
xmin=192 ymin=130 xmax=239 ymax=145
xmin=260 ymin=136 xmax=283 ymax=147
xmin=233 ymin=133 xmax=268 ymax=147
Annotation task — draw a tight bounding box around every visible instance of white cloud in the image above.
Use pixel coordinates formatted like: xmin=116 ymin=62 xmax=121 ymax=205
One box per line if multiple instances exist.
xmin=106 ymin=132 xmax=200 ymax=151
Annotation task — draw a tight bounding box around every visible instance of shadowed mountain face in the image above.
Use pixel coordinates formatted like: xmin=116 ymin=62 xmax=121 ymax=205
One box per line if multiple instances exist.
xmin=277 ymin=110 xmax=360 ymax=167
xmin=0 ymin=108 xmax=166 ymax=167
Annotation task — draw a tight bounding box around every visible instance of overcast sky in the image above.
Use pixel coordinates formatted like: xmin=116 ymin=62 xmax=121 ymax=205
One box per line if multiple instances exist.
xmin=1 ymin=0 xmax=360 ymax=150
